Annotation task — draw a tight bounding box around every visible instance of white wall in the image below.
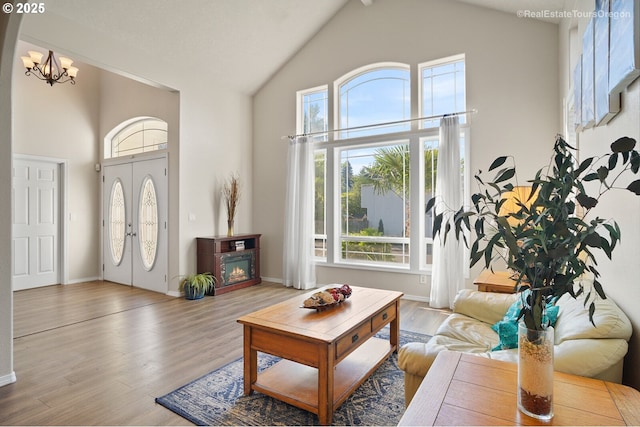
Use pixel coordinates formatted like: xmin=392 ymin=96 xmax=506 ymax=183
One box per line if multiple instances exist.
xmin=0 ymin=6 xmax=21 ymax=388
xmin=19 ymin=10 xmax=254 ymax=293
xmin=253 ymin=0 xmax=560 ymax=299
xmin=558 ymin=4 xmax=640 ymax=390
xmin=12 ymin=41 xmax=101 ymax=283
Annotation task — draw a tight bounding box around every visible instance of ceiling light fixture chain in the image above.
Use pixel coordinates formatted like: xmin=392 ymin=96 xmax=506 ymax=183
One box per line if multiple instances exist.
xmin=21 ymin=49 xmax=79 ymax=86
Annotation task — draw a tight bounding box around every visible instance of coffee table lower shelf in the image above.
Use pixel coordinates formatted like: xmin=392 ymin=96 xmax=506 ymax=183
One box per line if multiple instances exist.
xmin=252 ymin=336 xmax=392 ymax=415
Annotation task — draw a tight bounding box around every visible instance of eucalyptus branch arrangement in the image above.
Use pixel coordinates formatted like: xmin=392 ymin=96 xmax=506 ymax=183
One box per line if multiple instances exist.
xmin=427 ymin=135 xmax=640 ymax=331
xmin=223 ymin=173 xmax=241 ymax=224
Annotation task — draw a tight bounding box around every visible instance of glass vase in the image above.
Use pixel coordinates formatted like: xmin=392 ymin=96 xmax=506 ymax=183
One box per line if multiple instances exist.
xmin=518 ymin=323 xmax=554 ymax=420
xmin=227 ymin=219 xmax=234 ymax=236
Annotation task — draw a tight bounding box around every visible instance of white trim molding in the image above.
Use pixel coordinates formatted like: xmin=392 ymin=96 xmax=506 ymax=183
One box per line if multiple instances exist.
xmin=0 ymin=371 xmax=17 ymax=387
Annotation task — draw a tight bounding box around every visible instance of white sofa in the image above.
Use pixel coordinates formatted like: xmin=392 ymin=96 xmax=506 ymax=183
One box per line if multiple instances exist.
xmin=398 ymin=288 xmax=632 ymax=405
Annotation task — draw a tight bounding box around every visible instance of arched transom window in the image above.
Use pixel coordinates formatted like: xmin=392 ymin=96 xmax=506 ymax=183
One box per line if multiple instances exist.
xmin=338 ymin=66 xmax=410 ymax=138
xmin=106 ymin=118 xmax=167 ymax=159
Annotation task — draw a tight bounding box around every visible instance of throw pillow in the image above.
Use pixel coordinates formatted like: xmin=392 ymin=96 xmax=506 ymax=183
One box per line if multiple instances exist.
xmin=491 ymin=290 xmax=559 ymax=351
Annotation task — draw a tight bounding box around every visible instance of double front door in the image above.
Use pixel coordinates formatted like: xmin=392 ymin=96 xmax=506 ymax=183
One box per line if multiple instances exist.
xmin=103 ymin=157 xmax=167 ymax=293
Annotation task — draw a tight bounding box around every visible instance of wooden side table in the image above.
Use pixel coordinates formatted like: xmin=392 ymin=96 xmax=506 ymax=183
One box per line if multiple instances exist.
xmin=473 ymin=270 xmax=517 ymax=293
xmin=398 ymin=351 xmax=640 ymax=426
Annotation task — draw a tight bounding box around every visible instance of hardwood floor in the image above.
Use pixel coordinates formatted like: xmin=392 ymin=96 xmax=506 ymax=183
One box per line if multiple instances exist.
xmin=0 ymin=281 xmax=448 ymax=426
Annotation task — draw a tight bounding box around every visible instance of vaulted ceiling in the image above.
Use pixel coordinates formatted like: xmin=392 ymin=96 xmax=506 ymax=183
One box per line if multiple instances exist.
xmin=31 ymin=0 xmax=566 ymax=95
xmin=40 ymin=0 xmax=350 ymax=94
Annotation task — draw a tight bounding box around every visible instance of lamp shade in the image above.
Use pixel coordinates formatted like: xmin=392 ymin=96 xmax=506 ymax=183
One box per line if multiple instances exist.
xmin=21 ymin=56 xmax=35 ymax=69
xmin=59 ymin=57 xmax=73 ymax=69
xmin=67 ymin=66 xmax=79 ymax=78
xmin=499 ymin=186 xmax=537 ymax=227
xmin=28 ymin=50 xmax=43 ymax=64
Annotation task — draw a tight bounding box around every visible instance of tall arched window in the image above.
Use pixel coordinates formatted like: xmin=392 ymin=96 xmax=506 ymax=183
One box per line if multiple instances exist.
xmin=298 ymin=57 xmax=468 ymax=272
xmin=105 ymin=118 xmax=168 ymax=159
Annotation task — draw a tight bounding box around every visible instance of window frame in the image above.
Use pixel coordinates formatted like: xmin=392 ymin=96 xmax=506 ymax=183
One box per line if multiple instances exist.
xmin=297 ymin=58 xmax=469 ymax=274
xmin=105 ymin=117 xmax=168 ymax=160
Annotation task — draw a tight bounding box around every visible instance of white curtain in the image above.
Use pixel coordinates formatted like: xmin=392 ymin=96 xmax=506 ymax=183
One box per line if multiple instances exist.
xmin=282 ymin=136 xmax=317 ymax=290
xmin=430 ymin=116 xmax=464 ymax=308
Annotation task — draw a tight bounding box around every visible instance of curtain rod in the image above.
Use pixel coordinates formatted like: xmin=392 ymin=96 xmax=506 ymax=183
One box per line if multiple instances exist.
xmin=283 ymin=109 xmax=477 ymax=140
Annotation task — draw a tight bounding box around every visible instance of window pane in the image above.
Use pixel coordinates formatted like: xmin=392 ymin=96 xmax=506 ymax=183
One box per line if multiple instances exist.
xmin=423 ymin=132 xmax=465 ymax=267
xmin=301 ymin=89 xmax=329 ymax=259
xmin=423 ymin=138 xmax=438 ymax=265
xmin=422 ymin=59 xmax=466 ymax=128
xmin=340 ymin=142 xmax=410 ymax=265
xmin=302 ymin=89 xmax=328 ymax=141
xmin=339 ymin=68 xmax=410 ymax=138
xmin=314 ymin=150 xmax=327 ymax=259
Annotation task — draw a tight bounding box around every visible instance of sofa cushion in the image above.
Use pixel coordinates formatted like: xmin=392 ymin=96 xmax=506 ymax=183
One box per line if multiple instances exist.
xmin=554 ymin=291 xmax=632 ymax=343
xmin=435 ymin=313 xmax=499 ymax=351
xmin=452 ymin=289 xmax=517 ymax=324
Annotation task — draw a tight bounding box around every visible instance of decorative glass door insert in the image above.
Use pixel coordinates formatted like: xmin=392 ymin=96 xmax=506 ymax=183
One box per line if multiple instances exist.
xmin=138 ymin=175 xmax=158 ymax=270
xmin=109 ymin=179 xmax=126 ymax=266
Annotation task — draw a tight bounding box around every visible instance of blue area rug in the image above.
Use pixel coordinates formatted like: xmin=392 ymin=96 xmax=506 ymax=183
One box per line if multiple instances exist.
xmin=155 ymin=329 xmax=430 ymax=426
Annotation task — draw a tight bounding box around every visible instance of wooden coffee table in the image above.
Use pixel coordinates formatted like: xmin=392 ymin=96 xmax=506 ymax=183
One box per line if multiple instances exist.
xmin=398 ymin=351 xmax=640 ymax=426
xmin=237 ymin=286 xmax=403 ymax=425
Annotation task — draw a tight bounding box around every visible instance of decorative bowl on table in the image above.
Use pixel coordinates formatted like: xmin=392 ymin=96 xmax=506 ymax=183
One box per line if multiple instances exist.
xmin=302 ymin=284 xmax=352 ymax=311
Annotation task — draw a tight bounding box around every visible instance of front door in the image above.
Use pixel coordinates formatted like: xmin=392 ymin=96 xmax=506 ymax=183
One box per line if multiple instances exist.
xmin=103 ymin=156 xmax=167 ymax=293
xmin=12 ymin=158 xmax=60 ymax=290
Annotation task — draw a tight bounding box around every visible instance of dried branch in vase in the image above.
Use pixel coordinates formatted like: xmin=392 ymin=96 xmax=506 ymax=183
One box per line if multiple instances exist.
xmin=223 ymin=173 xmax=241 ymax=223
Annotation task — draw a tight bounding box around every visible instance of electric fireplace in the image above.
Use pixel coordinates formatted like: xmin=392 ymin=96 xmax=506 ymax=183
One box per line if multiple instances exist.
xmin=220 ymin=252 xmax=255 ymax=286
xmin=196 ymin=234 xmax=262 ymax=295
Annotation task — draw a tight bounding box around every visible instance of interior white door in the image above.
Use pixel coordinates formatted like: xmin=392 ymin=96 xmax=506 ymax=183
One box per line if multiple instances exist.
xmin=12 ymin=158 xmax=59 ymax=290
xmin=103 ymin=157 xmax=167 ymax=293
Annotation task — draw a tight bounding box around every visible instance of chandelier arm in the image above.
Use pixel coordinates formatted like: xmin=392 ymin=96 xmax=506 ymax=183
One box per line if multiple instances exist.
xmin=25 ymin=70 xmax=49 ymax=82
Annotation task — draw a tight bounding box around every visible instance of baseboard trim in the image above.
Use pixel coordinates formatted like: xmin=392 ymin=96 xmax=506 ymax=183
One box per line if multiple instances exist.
xmin=65 ymin=276 xmax=100 ymax=285
xmin=402 ymin=294 xmax=429 ymax=303
xmin=0 ymin=371 xmax=16 ymax=387
xmin=260 ymin=278 xmax=429 ymax=303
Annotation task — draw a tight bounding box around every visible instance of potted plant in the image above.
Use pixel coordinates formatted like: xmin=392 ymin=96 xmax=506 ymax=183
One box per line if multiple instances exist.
xmin=179 ymin=272 xmax=216 ymax=300
xmin=427 ymin=135 xmax=640 ymax=419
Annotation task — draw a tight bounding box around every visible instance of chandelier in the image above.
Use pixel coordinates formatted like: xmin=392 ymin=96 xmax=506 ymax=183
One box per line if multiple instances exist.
xmin=20 ymin=50 xmax=79 ymax=86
